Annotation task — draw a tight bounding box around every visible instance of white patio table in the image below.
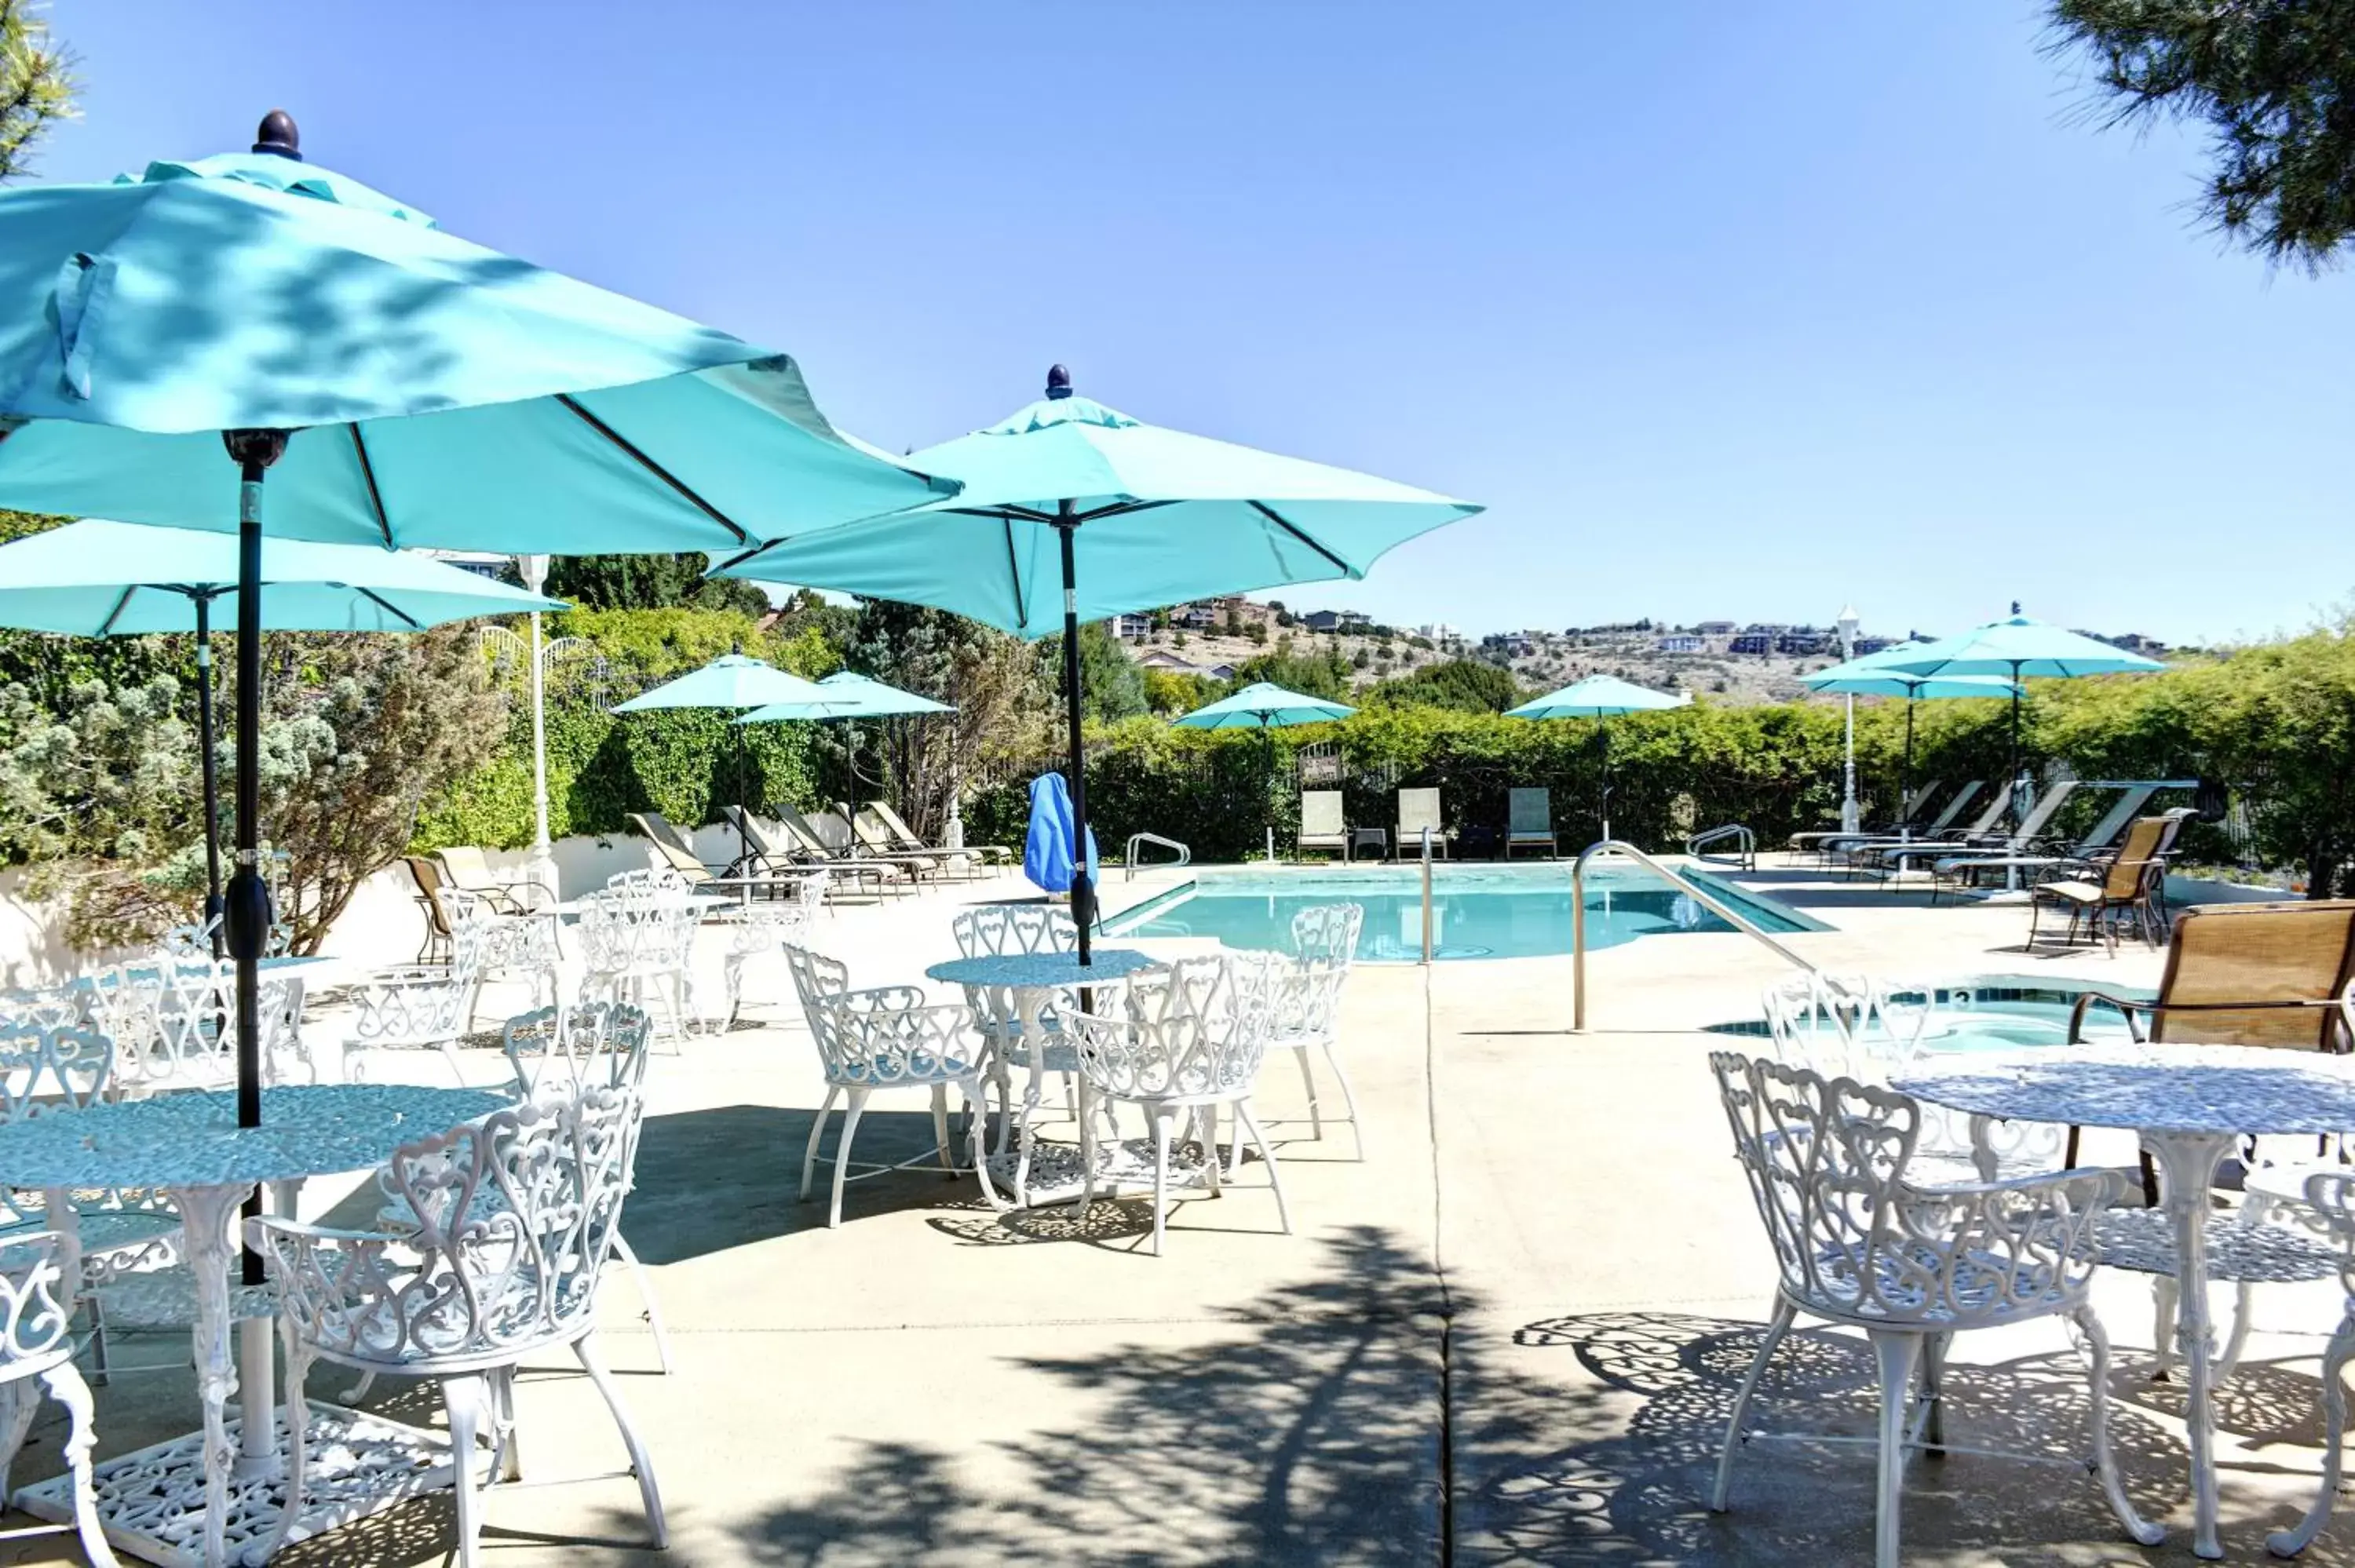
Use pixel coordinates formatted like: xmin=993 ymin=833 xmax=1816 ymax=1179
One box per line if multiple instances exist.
xmin=924 ymin=949 xmax=1159 ymax=1209
xmin=1897 ymin=1042 xmax=2355 ymax=1561
xmin=0 ymin=1083 xmax=507 ymax=1568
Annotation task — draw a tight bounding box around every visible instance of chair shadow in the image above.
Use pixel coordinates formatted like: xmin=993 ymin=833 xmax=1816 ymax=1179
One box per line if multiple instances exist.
xmin=1463 ymin=1307 xmax=2349 ymax=1565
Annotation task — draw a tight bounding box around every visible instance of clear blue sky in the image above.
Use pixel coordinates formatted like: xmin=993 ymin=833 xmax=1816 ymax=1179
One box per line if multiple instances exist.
xmin=30 ymin=2 xmax=2350 ymax=646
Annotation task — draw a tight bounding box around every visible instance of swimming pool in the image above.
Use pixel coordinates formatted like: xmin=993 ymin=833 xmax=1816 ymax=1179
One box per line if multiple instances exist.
xmin=1100 ymin=862 xmax=1820 ymax=962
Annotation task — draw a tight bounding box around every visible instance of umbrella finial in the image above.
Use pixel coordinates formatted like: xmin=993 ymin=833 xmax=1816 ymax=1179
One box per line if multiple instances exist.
xmin=2010 ymin=600 xmax=2021 ymax=616
xmin=1045 ymin=363 xmax=1073 ymax=401
xmin=253 ymin=109 xmax=301 ymax=161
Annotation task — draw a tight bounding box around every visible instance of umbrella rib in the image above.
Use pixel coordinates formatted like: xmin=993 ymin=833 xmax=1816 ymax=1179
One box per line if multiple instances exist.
xmin=1002 ymin=517 xmax=1027 ymax=633
xmin=348 ymin=425 xmax=395 ymax=548
xmin=353 ymin=587 xmax=425 ymax=631
xmin=95 ymin=584 xmax=140 ymax=637
xmin=1247 ymin=501 xmax=1352 ymax=576
xmin=556 ymin=394 xmax=750 ymax=546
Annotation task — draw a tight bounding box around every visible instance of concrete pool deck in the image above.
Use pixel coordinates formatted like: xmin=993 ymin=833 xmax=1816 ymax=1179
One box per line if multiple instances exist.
xmin=16 ymin=853 xmax=2355 ymax=1566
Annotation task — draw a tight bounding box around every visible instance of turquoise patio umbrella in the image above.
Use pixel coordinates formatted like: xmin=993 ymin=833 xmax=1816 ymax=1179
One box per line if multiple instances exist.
xmin=737 ymin=670 xmax=954 ymax=826
xmin=714 ymin=366 xmax=1481 ymax=960
xmin=1802 ymin=642 xmax=2020 ymax=824
xmin=1174 ymin=681 xmax=1356 ymax=863
xmin=0 ymin=111 xmax=952 ymax=1174
xmin=0 ymin=518 xmax=562 ymax=943
xmin=1506 ymin=675 xmax=1689 ymax=844
xmin=1881 ymin=607 xmax=2164 ymax=822
xmin=614 ymin=654 xmax=846 ymax=869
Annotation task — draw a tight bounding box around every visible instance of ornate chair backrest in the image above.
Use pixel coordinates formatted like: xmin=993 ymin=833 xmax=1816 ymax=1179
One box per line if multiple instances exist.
xmin=0 ymin=1023 xmax=112 ymax=1118
xmin=1759 ymin=972 xmax=1897 ymax=1080
xmin=783 ymin=943 xmax=849 ymax=1016
xmin=504 ymin=1003 xmax=653 ymax=1101
xmin=577 ymin=881 xmax=696 ymax=979
xmin=353 ymin=1088 xmax=637 ymax=1362
xmin=0 ymin=987 xmax=86 ymax=1035
xmin=1270 ymin=959 xmax=1347 ymax=1045
xmin=951 ymin=906 xmax=1078 ymax=960
xmin=0 ymin=1230 xmax=76 ymax=1365
xmin=348 ymin=965 xmax=475 ymax=1052
xmin=1064 ymin=955 xmax=1277 ymax=1100
xmin=809 ymin=992 xmax=975 ymax=1086
xmin=1291 ymin=903 xmax=1364 ymax=968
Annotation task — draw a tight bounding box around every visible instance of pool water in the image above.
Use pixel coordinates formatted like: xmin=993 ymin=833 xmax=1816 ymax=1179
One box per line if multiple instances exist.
xmin=1707 ymin=977 xmax=2152 ymax=1053
xmin=1101 ymin=863 xmax=1819 ymax=963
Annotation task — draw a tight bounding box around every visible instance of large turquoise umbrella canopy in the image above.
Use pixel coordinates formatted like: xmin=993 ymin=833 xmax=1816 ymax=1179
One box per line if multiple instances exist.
xmin=1506 ymin=675 xmax=1687 ymax=843
xmin=1175 ymin=682 xmax=1356 ymax=862
xmin=612 ymin=653 xmax=838 ymax=713
xmin=0 ymin=517 xmax=563 ymax=940
xmin=1881 ymin=609 xmax=2165 ymax=821
xmin=0 ymin=110 xmax=954 ymax=1148
xmin=1174 ymin=680 xmax=1356 ymax=730
xmin=737 ymin=669 xmax=955 ymax=723
xmin=715 ymin=366 xmax=1480 ymax=960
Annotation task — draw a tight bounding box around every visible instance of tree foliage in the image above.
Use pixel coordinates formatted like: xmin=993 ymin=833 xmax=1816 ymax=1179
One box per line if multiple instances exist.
xmin=544 ymin=552 xmax=772 ymax=616
xmin=1366 ymin=657 xmax=1525 ymax=713
xmin=2051 ymin=0 xmax=2355 ymax=265
xmin=0 ymin=1 xmax=72 ymax=184
xmin=1228 ymin=647 xmax=1355 ymax=703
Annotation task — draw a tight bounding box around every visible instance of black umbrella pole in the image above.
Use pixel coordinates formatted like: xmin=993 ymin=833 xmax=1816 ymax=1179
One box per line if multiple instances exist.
xmin=225 ymin=432 xmax=284 ymax=1287
xmin=195 ymin=596 xmax=225 ymax=961
xmin=1902 ymin=698 xmax=1916 ymax=830
xmin=1057 ymin=515 xmax=1093 ymax=963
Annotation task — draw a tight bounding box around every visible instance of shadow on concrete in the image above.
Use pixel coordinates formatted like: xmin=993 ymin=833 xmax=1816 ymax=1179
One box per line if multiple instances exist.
xmin=1453 ymin=1308 xmax=2346 ymax=1565
xmin=725 ymin=1224 xmax=1445 ymax=1566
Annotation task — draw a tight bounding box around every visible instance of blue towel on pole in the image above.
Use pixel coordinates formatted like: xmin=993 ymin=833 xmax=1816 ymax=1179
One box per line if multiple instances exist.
xmin=1024 ymin=772 xmax=1098 ymax=894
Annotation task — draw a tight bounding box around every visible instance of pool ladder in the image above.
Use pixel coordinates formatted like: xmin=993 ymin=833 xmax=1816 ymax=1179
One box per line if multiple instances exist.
xmin=1572 ymin=840 xmax=1815 ymax=1032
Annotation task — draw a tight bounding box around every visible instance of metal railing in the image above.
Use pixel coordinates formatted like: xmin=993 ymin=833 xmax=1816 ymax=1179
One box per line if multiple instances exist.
xmin=1123 ymin=833 xmax=1191 ymax=880
xmin=1686 ymin=822 xmax=1756 ymax=871
xmin=1419 ymin=826 xmax=1435 ymax=965
xmin=1573 ymin=840 xmax=1814 ymax=1032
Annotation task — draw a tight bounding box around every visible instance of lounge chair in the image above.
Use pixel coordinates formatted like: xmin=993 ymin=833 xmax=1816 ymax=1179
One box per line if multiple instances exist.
xmin=1871 ymin=780 xmax=2079 ymax=883
xmin=721 ymin=807 xmax=890 ymax=903
xmin=850 ymin=807 xmax=971 ymax=881
xmin=1789 ymin=779 xmax=1947 ymax=857
xmin=769 ymin=802 xmax=930 ymax=892
xmin=865 ymin=800 xmax=1012 ymax=868
xmin=402 ymin=855 xmax=457 ymax=963
xmin=626 ymin=811 xmax=791 ymax=903
xmin=1298 ymin=790 xmax=1351 ymax=862
xmin=1397 ymin=788 xmax=1448 ymax=859
xmin=1927 ymin=784 xmax=2191 ymax=899
xmin=434 ymin=845 xmax=551 ymax=915
xmin=2027 ymin=814 xmax=2175 ymax=953
xmin=1826 ymin=782 xmax=1994 ymax=869
xmin=1505 ymin=788 xmax=1557 ymax=859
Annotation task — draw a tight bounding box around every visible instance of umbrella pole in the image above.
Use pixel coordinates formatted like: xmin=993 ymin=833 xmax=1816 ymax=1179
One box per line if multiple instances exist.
xmin=1599 ymin=723 xmax=1612 ymax=844
xmin=735 ymin=720 xmax=749 ymax=876
xmin=1055 ymin=506 xmax=1094 ymax=963
xmin=1902 ymin=696 xmax=1916 ymax=837
xmin=194 ymin=594 xmax=225 ymax=961
xmin=1263 ymin=719 xmax=1276 ymax=866
xmin=2009 ymin=668 xmax=2024 ymax=826
xmin=223 ymin=432 xmax=285 ymax=1282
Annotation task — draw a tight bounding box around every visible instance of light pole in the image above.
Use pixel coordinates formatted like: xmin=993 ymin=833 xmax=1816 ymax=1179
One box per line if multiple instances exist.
xmin=1837 ymin=605 xmax=1860 ymax=835
xmin=487 ymin=554 xmax=579 ymax=900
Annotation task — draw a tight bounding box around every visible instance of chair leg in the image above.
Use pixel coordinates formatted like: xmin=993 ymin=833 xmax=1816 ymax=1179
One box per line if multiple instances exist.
xmin=2218 ymin=1280 xmax=2256 ymax=1382
xmin=1322 ymin=1041 xmax=1366 ymax=1160
xmin=930 ymin=1084 xmax=954 ymax=1176
xmin=488 ymin=1366 xmax=521 ymax=1482
xmin=829 ymin=1088 xmax=870 ymax=1228
xmin=1238 ymin=1103 xmax=1291 ymax=1235
xmin=575 ymin=1334 xmax=669 ymax=1548
xmin=1867 ymin=1329 xmax=1922 ymax=1568
xmin=2078 ymin=1304 xmax=2166 ymax=1546
xmin=1075 ymin=1083 xmax=1100 ymax=1223
xmin=800 ymin=1086 xmax=838 ymax=1202
xmin=35 ymin=1362 xmax=120 ymax=1568
xmin=1919 ymin=1332 xmax=1948 ymax=1457
xmin=2152 ymin=1277 xmax=2179 ymax=1381
xmin=0 ymin=1380 xmax=33 ymax=1505
xmin=1294 ymin=1045 xmax=1323 ymax=1140
xmin=610 ymin=1231 xmax=673 ymax=1376
xmin=439 ymin=1040 xmax=470 ymax=1088
xmin=443 ymin=1373 xmax=490 ymax=1568
xmin=1711 ymin=1299 xmax=1797 ymax=1511
xmin=85 ymin=1293 xmax=111 ymax=1388
xmin=1150 ymin=1107 xmax=1172 ymax=1257
xmin=2275 ymin=1311 xmax=2355 ymax=1555
xmin=1199 ymin=1105 xmax=1222 ymax=1197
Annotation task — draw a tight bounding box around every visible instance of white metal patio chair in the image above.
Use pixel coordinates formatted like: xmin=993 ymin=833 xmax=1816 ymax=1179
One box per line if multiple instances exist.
xmin=1707 ymin=1050 xmax=2158 ymax=1567
xmin=714 ymin=870 xmax=828 ymax=1029
xmin=950 ymin=905 xmax=1086 ymax=1147
xmin=342 ymin=913 xmax=487 ymax=1086
xmin=1061 ymin=954 xmax=1291 ymax=1257
xmin=1248 ymin=903 xmax=1367 ymax=1158
xmin=0 ymin=1229 xmax=120 ymax=1568
xmin=89 ymin=954 xmax=313 ymax=1095
xmin=785 ymin=946 xmax=985 ymax=1228
xmin=250 ymin=1086 xmax=666 ymax=1568
xmin=440 ymin=887 xmax=559 ymax=1032
xmin=2266 ymin=1170 xmax=2355 ymax=1556
xmin=575 ymin=877 xmax=702 ymax=1050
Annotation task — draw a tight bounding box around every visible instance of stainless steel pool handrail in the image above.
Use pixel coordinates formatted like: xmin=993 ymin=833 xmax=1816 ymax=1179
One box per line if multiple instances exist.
xmin=1573 ymin=840 xmax=1814 ymax=1033
xmin=1419 ymin=826 xmax=1435 ymax=965
xmin=1123 ymin=833 xmax=1191 ymax=881
xmin=1686 ymin=822 xmax=1756 ymax=871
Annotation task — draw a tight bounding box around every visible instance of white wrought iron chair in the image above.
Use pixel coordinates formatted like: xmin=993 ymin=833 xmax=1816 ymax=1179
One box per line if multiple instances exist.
xmin=1061 ymin=955 xmax=1291 ymax=1257
xmin=444 ymin=888 xmax=559 ymax=1032
xmin=714 ymin=870 xmax=827 ymax=1030
xmin=2268 ymin=1169 xmax=2355 ymax=1556
xmin=343 ymin=935 xmax=485 ymax=1088
xmin=576 ymin=879 xmax=700 ymax=1050
xmin=784 ymin=946 xmax=984 ymax=1228
xmin=949 ymin=905 xmax=1082 ymax=1147
xmin=249 ymin=1087 xmax=666 ymax=1568
xmin=1291 ymin=901 xmax=1364 ymax=967
xmin=89 ymin=957 xmax=313 ymax=1095
xmin=1259 ymin=903 xmax=1366 ymax=1157
xmin=0 ymin=1229 xmax=120 ymax=1568
xmin=1707 ymin=1051 xmax=2158 ymax=1567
